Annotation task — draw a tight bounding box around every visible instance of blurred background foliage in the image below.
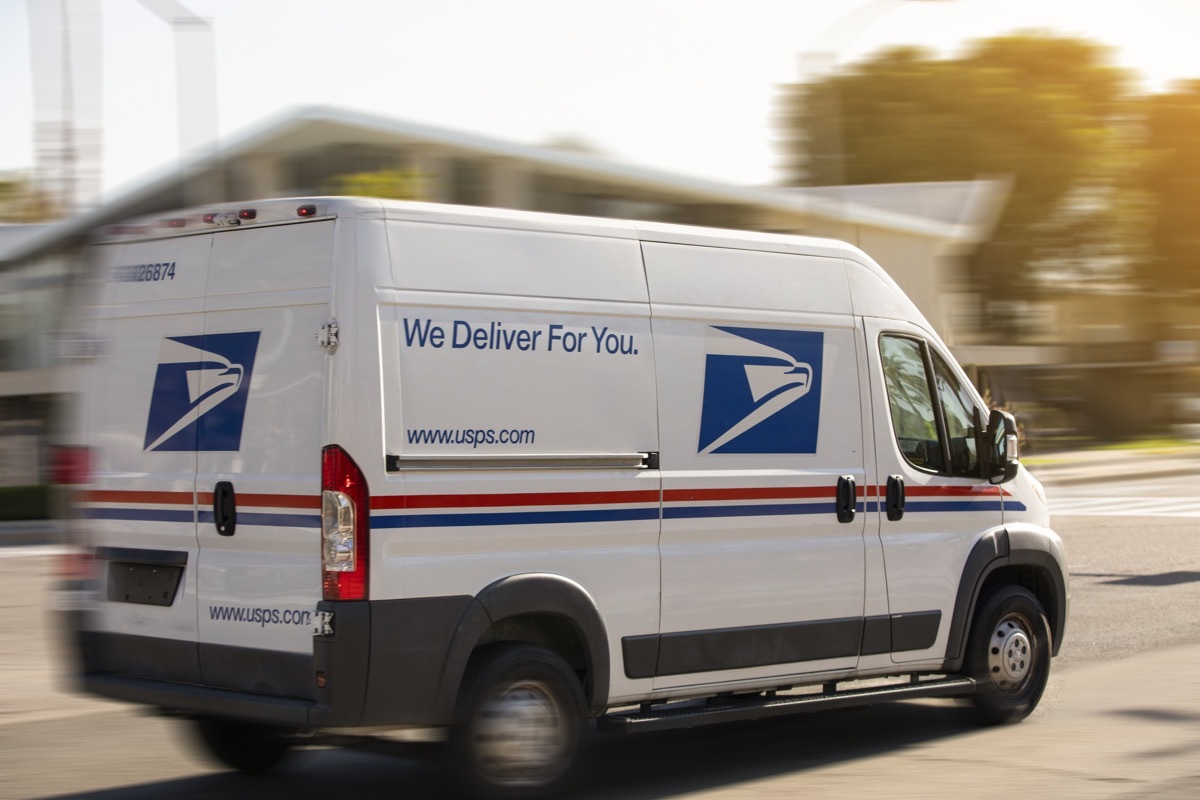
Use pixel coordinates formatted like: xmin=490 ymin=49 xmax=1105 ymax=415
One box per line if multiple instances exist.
xmin=782 ymin=32 xmax=1200 ymax=323
xmin=0 ymin=174 xmax=63 ymax=222
xmin=331 ymin=168 xmax=426 ymax=201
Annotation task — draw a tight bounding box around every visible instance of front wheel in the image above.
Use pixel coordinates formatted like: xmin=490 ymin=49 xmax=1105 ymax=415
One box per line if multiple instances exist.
xmin=448 ymin=643 xmax=589 ymax=799
xmin=965 ymin=585 xmax=1052 ymax=724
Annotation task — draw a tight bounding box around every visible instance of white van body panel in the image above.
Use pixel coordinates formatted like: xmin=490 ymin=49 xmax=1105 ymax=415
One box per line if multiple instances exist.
xmin=192 ymin=220 xmax=334 ymax=655
xmin=84 ymin=235 xmax=210 ymax=645
xmin=372 ymin=215 xmax=662 ymax=704
xmin=642 ymin=242 xmax=868 ymax=689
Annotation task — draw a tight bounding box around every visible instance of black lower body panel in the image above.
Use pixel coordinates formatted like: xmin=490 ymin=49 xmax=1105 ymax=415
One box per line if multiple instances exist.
xmin=66 ymin=596 xmax=473 ymax=730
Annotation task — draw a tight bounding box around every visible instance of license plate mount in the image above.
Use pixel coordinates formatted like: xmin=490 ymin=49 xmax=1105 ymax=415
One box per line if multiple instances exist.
xmin=106 ymin=562 xmax=183 ymax=606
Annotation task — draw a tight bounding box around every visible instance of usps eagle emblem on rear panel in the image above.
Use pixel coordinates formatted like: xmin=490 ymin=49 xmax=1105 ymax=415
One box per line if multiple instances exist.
xmin=697 ymin=326 xmax=824 ymax=455
xmin=143 ymin=332 xmax=261 ymax=451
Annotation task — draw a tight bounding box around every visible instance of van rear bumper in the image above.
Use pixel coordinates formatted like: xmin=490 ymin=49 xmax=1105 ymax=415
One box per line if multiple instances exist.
xmin=83 ymin=673 xmax=316 ymax=726
xmin=65 ymin=596 xmax=474 ymax=730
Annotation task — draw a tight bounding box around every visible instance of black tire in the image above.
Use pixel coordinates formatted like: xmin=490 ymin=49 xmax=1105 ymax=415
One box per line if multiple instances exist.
xmin=965 ymin=585 xmax=1052 ymax=725
xmin=190 ymin=717 xmax=293 ymax=775
xmin=448 ymin=642 xmax=589 ymax=799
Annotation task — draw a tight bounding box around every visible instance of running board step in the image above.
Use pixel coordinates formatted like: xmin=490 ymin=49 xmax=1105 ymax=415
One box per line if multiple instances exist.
xmin=598 ymin=676 xmax=977 ymax=734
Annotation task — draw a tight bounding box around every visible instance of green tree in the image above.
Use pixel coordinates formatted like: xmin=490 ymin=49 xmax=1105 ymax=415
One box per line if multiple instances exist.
xmin=332 ymin=168 xmax=426 ymax=201
xmin=781 ymin=33 xmax=1131 ymax=322
xmin=0 ymin=173 xmax=62 ymax=221
xmin=1134 ymin=81 xmax=1200 ymax=294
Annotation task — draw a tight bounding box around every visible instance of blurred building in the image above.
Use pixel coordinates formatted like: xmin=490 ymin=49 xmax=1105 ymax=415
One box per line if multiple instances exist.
xmin=981 ymin=287 xmax=1200 ymax=444
xmin=0 ymin=105 xmax=1009 ymax=491
xmin=0 ymin=223 xmax=59 ymax=488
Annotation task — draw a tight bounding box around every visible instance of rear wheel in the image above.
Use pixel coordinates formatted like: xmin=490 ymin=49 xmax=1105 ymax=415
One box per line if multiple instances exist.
xmin=449 ymin=643 xmax=588 ymax=798
xmin=966 ymin=585 xmax=1052 ymax=724
xmin=190 ymin=717 xmax=293 ymax=774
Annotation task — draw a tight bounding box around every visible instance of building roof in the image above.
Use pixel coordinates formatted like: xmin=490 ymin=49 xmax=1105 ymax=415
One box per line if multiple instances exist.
xmin=1 ymin=104 xmax=1010 ymax=269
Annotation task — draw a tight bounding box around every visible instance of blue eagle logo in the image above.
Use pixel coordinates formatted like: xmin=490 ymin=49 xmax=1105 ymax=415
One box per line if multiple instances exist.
xmin=697 ymin=326 xmax=824 ymax=455
xmin=143 ymin=332 xmax=260 ymax=452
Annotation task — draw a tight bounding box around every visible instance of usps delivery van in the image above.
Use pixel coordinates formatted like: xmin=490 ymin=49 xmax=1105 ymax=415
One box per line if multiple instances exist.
xmin=61 ymin=197 xmax=1066 ymax=796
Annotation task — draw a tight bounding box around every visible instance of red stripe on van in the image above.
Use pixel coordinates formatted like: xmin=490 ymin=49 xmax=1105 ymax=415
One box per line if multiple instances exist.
xmin=195 ymin=492 xmax=321 ymax=509
xmin=84 ymin=490 xmax=192 ymax=505
xmin=85 ymin=490 xmax=320 ymax=509
xmin=905 ymin=485 xmax=1003 ymax=497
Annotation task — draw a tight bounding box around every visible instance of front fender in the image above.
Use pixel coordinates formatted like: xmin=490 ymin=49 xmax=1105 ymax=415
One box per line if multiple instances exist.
xmin=943 ymin=524 xmax=1068 ymax=672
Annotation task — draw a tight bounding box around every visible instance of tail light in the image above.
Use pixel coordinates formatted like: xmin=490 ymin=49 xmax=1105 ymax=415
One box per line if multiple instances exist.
xmin=51 ymin=446 xmax=90 ymax=486
xmin=51 ymin=446 xmax=94 ymax=581
xmin=321 ymin=445 xmax=369 ymax=600
xmin=57 ymin=548 xmax=96 ymax=581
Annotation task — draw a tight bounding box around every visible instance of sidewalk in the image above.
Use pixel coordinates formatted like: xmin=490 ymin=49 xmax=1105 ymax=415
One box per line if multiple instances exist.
xmin=1025 ymin=443 xmax=1200 ymax=486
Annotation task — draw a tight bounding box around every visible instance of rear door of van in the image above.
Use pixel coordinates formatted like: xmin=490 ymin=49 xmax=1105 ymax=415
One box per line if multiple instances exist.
xmin=192 ymin=219 xmax=334 ymax=698
xmin=83 ymin=234 xmax=211 ymax=681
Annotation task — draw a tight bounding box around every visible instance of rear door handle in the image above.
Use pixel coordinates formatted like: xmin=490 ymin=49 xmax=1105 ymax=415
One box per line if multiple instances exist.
xmin=886 ymin=474 xmax=905 ymax=521
xmin=836 ymin=475 xmax=856 ymax=523
xmin=213 ymin=481 xmax=237 ymax=536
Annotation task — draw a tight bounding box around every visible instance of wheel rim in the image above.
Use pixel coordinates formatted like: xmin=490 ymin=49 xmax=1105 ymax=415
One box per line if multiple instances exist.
xmin=988 ymin=613 xmax=1035 ymax=692
xmin=471 ymin=679 xmax=570 ymax=787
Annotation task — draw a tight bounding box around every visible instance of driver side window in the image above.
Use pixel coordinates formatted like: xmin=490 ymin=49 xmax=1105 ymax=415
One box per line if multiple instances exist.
xmin=880 ymin=334 xmax=982 ymax=478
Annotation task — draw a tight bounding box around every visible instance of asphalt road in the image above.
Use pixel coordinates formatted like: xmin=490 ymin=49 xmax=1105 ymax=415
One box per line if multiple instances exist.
xmin=1041 ymin=473 xmax=1200 ymax=671
xmin=2 ymin=478 xmax=1197 ymax=799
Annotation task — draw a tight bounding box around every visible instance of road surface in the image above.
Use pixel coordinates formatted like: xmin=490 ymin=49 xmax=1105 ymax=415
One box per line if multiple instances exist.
xmin=1 ymin=474 xmax=1197 ymax=799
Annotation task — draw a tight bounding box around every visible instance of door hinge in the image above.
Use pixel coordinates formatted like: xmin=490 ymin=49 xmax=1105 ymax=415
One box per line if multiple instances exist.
xmin=317 ymin=320 xmax=339 ymax=352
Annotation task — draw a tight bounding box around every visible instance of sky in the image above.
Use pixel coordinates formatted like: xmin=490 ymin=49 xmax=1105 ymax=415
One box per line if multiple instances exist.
xmin=3 ymin=0 xmax=1200 ymax=202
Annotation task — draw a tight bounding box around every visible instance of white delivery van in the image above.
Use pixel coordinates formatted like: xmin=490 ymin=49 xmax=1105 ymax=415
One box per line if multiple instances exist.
xmin=61 ymin=197 xmax=1066 ymax=796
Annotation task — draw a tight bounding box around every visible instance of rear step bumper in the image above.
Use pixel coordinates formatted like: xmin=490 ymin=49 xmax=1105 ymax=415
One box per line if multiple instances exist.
xmin=599 ymin=676 xmax=978 ymax=734
xmin=84 ymin=673 xmax=315 ymax=726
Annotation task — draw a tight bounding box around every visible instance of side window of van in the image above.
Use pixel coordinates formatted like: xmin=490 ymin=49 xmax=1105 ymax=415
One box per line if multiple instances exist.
xmin=932 ymin=352 xmax=979 ymax=476
xmin=880 ymin=335 xmax=981 ymax=478
xmin=880 ymin=336 xmax=946 ymax=472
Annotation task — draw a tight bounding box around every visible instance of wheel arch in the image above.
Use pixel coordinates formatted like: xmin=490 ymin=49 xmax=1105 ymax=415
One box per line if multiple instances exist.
xmin=943 ymin=527 xmax=1068 ymax=672
xmin=435 ymin=573 xmax=611 ymax=719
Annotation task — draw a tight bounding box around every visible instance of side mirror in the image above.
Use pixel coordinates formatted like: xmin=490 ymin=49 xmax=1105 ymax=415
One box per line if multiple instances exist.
xmin=984 ymin=408 xmax=1020 ymax=485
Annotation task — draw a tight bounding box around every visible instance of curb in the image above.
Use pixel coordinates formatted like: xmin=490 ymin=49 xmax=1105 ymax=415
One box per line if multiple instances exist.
xmin=0 ymin=520 xmax=63 ymax=548
xmin=1032 ymin=466 xmax=1200 ymax=488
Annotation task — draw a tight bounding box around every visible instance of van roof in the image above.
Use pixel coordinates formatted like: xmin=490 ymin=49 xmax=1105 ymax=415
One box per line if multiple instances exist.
xmin=92 ymin=196 xmax=872 ymax=261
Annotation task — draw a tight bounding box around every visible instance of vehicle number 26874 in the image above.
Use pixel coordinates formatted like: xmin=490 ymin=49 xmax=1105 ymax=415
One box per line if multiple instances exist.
xmin=115 ymin=262 xmax=177 ymax=282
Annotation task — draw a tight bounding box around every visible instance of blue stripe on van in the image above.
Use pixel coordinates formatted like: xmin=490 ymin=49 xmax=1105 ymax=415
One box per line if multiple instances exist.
xmin=86 ymin=508 xmax=318 ymax=527
xmin=372 ymin=507 xmax=660 ymax=529
xmin=664 ymin=502 xmax=836 ymax=520
xmin=85 ymin=508 xmax=195 ymax=523
xmin=906 ymin=501 xmax=1005 ymax=514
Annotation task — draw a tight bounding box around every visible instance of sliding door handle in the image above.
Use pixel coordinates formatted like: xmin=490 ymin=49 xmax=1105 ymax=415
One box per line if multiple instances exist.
xmin=836 ymin=475 xmax=856 ymax=523
xmin=886 ymin=474 xmax=905 ymax=521
xmin=213 ymin=481 xmax=237 ymax=536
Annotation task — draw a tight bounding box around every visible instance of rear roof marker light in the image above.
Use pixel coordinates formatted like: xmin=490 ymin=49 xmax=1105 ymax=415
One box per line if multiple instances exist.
xmin=297 ymin=204 xmax=317 ymax=217
xmin=237 ymin=208 xmax=257 ymax=220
